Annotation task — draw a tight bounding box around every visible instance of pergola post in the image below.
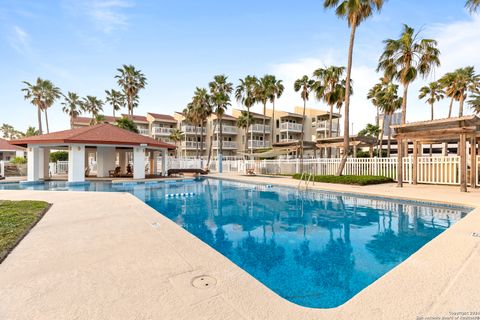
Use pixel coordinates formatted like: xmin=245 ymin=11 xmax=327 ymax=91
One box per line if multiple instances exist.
xmin=470 ymin=136 xmax=476 ymax=188
xmin=42 ymin=147 xmax=50 ymax=180
xmin=412 ymin=140 xmax=418 ymax=185
xmin=460 ymin=134 xmax=467 ymax=192
xmin=369 ymin=145 xmax=374 ymax=158
xmin=396 ymin=138 xmax=403 ymax=187
xmin=149 ymin=150 xmax=158 ymax=175
xmin=353 ymin=144 xmax=357 ymax=158
xmin=133 ymin=147 xmax=146 ymax=180
xmin=68 ymin=144 xmax=85 ymax=183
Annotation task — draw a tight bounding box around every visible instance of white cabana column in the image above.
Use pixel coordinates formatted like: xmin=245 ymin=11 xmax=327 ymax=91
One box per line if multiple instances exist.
xmin=27 ymin=145 xmax=43 ymax=182
xmin=96 ymin=146 xmax=116 ymax=177
xmin=42 ymin=147 xmax=50 ymax=179
xmin=161 ymin=149 xmax=168 ymax=176
xmin=68 ymin=144 xmax=85 ymax=183
xmin=133 ymin=146 xmax=146 ymax=179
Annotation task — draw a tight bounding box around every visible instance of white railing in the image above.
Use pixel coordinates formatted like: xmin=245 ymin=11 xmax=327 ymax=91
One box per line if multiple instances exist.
xmin=138 ymin=128 xmax=150 ymax=136
xmin=181 ymin=125 xmax=206 ymax=135
xmin=280 ymin=122 xmax=303 ymax=132
xmin=49 ymin=160 xmax=69 ymax=175
xmin=212 ymin=141 xmax=237 ymax=149
xmin=0 ymin=161 xmax=4 ymax=177
xmin=214 ymin=125 xmax=238 ymax=134
xmin=181 ymin=141 xmax=207 ymax=149
xmin=279 ymin=138 xmax=298 ymax=143
xmin=315 ymin=121 xmax=339 ymax=132
xmin=152 ymin=127 xmax=173 ymax=135
xmin=248 ymin=124 xmax=271 ymax=133
xmin=247 ymin=140 xmax=271 ymax=149
xmin=417 ymin=156 xmax=460 ymax=185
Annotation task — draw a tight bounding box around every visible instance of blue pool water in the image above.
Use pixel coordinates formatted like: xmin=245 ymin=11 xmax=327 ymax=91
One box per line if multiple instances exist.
xmin=0 ymin=178 xmax=471 ymax=308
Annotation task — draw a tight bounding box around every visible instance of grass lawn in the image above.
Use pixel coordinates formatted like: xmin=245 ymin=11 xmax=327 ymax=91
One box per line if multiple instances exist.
xmin=0 ymin=200 xmax=50 ymax=263
xmin=292 ymin=174 xmax=394 ymax=186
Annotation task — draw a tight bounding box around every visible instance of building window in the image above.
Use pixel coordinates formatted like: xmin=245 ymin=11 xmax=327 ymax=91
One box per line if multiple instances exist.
xmin=276 ymin=119 xmax=279 ymax=128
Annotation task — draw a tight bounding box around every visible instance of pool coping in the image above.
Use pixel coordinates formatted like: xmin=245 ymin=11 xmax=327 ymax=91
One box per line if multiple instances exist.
xmin=1 ymin=176 xmax=480 ymax=319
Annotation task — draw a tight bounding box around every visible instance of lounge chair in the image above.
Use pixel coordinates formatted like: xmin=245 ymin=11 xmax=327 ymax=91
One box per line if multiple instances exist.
xmin=0 ymin=175 xmax=4 ymax=180
xmin=246 ymin=168 xmax=256 ymax=176
xmin=167 ymin=168 xmax=208 ymax=176
xmin=109 ymin=166 xmax=121 ymax=178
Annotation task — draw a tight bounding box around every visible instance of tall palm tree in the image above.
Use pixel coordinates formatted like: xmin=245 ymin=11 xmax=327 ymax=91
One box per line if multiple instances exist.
xmin=376 ymin=82 xmax=402 ymax=157
xmin=0 ymin=124 xmax=15 ymax=139
xmin=82 ymin=96 xmax=104 ymax=125
xmin=294 ymin=75 xmax=315 ymax=162
xmin=469 ymin=94 xmax=480 ymax=114
xmin=22 ymin=78 xmax=61 ymax=134
xmin=255 ymin=75 xmax=275 ymax=145
xmin=439 ymin=71 xmax=461 ymax=118
xmin=193 ymin=87 xmax=212 ymax=158
xmin=209 ymin=75 xmax=233 ymax=158
xmin=183 ymin=102 xmax=199 ymax=157
xmin=62 ymin=92 xmax=83 ymax=129
xmin=452 ymin=67 xmax=479 ymax=116
xmin=105 ymin=89 xmax=125 ymax=118
xmin=313 ymin=66 xmax=346 ymax=157
xmin=419 ymin=81 xmax=444 ymax=155
xmin=377 ymin=24 xmax=440 ymax=125
xmin=367 ymin=78 xmax=389 ymax=156
xmin=266 ymin=75 xmax=284 ymax=146
xmin=324 ymin=0 xmax=385 ymax=175
xmin=466 ymin=0 xmax=480 ymax=12
xmin=235 ymin=76 xmax=258 ymax=154
xmin=169 ymin=128 xmax=184 ymax=158
xmin=24 ymin=126 xmax=39 ymax=137
xmin=115 ymin=65 xmax=147 ymax=119
xmin=236 ymin=111 xmax=253 ymax=152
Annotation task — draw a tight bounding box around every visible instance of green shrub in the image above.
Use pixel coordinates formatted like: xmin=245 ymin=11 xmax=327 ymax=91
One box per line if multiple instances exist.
xmin=9 ymin=156 xmax=26 ymax=165
xmin=292 ymin=174 xmax=394 ymax=186
xmin=50 ymin=151 xmax=68 ymax=162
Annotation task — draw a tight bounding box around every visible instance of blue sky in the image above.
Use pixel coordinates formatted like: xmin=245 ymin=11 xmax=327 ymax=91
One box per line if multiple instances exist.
xmin=1 ymin=0 xmax=479 ymax=133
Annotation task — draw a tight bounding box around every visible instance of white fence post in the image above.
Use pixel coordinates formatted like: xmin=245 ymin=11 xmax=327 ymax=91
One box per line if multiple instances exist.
xmin=0 ymin=161 xmax=4 ymax=177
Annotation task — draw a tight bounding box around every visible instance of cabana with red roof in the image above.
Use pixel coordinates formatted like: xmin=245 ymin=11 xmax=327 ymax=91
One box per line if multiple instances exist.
xmin=9 ymin=124 xmax=176 ymax=184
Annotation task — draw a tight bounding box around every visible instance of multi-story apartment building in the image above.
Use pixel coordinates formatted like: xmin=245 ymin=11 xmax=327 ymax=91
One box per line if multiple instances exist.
xmin=376 ymin=112 xmax=401 ymax=137
xmin=71 ymin=105 xmax=341 ymax=157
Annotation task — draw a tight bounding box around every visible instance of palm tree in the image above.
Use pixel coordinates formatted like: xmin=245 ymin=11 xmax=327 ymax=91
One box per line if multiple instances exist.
xmin=183 ymin=102 xmax=199 ymax=158
xmin=469 ymin=94 xmax=480 ymax=114
xmin=255 ymin=75 xmax=275 ymax=145
xmin=209 ymin=75 xmax=233 ymax=159
xmin=439 ymin=72 xmax=460 ymax=118
xmin=466 ymin=0 xmax=480 ymax=12
xmin=105 ymin=89 xmax=125 ymax=118
xmin=377 ymin=24 xmax=440 ymax=125
xmin=294 ymin=75 xmax=315 ymax=163
xmin=376 ymin=82 xmax=402 ymax=157
xmin=235 ymin=76 xmax=258 ymax=154
xmin=419 ymin=81 xmax=444 ymax=155
xmin=324 ymin=0 xmax=385 ymax=175
xmin=62 ymin=92 xmax=83 ymax=129
xmin=192 ymin=87 xmax=212 ymax=158
xmin=115 ymin=65 xmax=147 ymax=119
xmin=236 ymin=111 xmax=253 ymax=152
xmin=266 ymin=75 xmax=284 ymax=146
xmin=313 ymin=66 xmax=346 ymax=157
xmin=82 ymin=96 xmax=104 ymax=124
xmin=115 ymin=117 xmax=139 ymax=133
xmin=367 ymin=78 xmax=389 ymax=156
xmin=452 ymin=67 xmax=479 ymax=116
xmin=22 ymin=78 xmax=61 ymax=134
xmin=0 ymin=124 xmax=15 ymax=139
xmin=169 ymin=128 xmax=184 ymax=158
xmin=24 ymin=126 xmax=39 ymax=137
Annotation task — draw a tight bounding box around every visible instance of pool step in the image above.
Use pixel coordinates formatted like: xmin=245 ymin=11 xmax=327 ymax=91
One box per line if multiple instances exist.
xmin=165 ymin=192 xmax=196 ymax=198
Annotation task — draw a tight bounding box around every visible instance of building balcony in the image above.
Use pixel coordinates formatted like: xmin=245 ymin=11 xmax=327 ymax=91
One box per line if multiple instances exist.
xmin=152 ymin=127 xmax=173 ymax=136
xmin=181 ymin=125 xmax=206 ymax=135
xmin=248 ymin=124 xmax=271 ymax=134
xmin=212 ymin=141 xmax=237 ymax=149
xmin=279 ymin=138 xmax=298 ymax=143
xmin=181 ymin=141 xmax=207 ymax=149
xmin=138 ymin=128 xmax=150 ymax=136
xmin=315 ymin=121 xmax=339 ymax=132
xmin=214 ymin=125 xmax=238 ymax=135
xmin=280 ymin=122 xmax=303 ymax=132
xmin=247 ymin=140 xmax=271 ymax=149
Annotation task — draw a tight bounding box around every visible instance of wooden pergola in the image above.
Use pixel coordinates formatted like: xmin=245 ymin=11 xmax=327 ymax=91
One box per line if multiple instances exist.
xmin=392 ymin=115 xmax=480 ymax=192
xmin=316 ymin=135 xmax=377 ymax=158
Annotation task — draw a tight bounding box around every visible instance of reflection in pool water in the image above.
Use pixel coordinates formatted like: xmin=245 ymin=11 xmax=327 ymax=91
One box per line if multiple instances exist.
xmin=0 ymin=178 xmax=470 ymax=308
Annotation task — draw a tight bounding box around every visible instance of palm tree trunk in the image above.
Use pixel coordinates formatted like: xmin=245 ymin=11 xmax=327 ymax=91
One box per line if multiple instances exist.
xmin=262 ymin=102 xmax=266 ymax=146
xmin=70 ymin=116 xmax=74 ymax=129
xmin=387 ymin=115 xmax=392 ymax=157
xmin=37 ymin=107 xmax=43 ymax=134
xmin=271 ymin=99 xmax=276 ymax=146
xmin=327 ymin=103 xmax=333 ymax=158
xmin=44 ymin=108 xmax=50 ymax=133
xmin=219 ymin=114 xmax=224 ymax=155
xmin=300 ymin=98 xmax=306 ymax=170
xmin=401 ymin=83 xmax=409 ymax=156
xmin=377 ymin=126 xmax=384 ymax=158
xmin=247 ymin=108 xmax=253 ymax=154
xmin=459 ymin=92 xmax=465 ymax=117
xmin=200 ymin=123 xmax=204 ymax=157
xmin=448 ymin=96 xmax=454 ymax=118
xmin=195 ymin=129 xmax=199 ymax=159
xmin=336 ymin=23 xmax=357 ymax=176
xmin=430 ymin=102 xmax=434 ymax=156
xmin=206 ymin=122 xmax=217 ymax=167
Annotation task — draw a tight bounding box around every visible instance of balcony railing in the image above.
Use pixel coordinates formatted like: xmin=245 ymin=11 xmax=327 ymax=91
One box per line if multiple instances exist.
xmin=315 ymin=121 xmax=339 ymax=132
xmin=181 ymin=141 xmax=207 ymax=149
xmin=138 ymin=128 xmax=150 ymax=136
xmin=181 ymin=125 xmax=206 ymax=135
xmin=279 ymin=138 xmax=298 ymax=143
xmin=214 ymin=125 xmax=238 ymax=134
xmin=247 ymin=140 xmax=271 ymax=149
xmin=212 ymin=141 xmax=237 ymax=149
xmin=280 ymin=122 xmax=303 ymax=132
xmin=152 ymin=127 xmax=173 ymax=135
xmin=248 ymin=124 xmax=271 ymax=133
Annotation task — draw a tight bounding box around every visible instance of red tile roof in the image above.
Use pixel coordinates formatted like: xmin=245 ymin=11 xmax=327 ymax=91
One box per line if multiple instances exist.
xmin=147 ymin=113 xmax=177 ymax=122
xmin=9 ymin=124 xmax=176 ymax=149
xmin=73 ymin=116 xmax=119 ymax=124
xmin=121 ymin=114 xmax=149 ymax=123
xmin=0 ymin=138 xmax=25 ymax=151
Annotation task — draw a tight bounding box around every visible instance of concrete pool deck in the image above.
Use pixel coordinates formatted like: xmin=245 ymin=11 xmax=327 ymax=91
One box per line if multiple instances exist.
xmin=0 ymin=174 xmax=479 ymax=319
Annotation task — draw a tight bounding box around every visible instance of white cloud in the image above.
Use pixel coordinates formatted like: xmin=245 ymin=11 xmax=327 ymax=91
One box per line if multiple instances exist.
xmin=8 ymin=25 xmax=31 ymax=55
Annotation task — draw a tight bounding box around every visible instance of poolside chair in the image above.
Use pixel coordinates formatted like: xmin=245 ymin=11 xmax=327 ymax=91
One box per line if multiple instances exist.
xmin=0 ymin=175 xmax=4 ymax=180
xmin=126 ymin=164 xmax=133 ymax=176
xmin=109 ymin=166 xmax=121 ymax=178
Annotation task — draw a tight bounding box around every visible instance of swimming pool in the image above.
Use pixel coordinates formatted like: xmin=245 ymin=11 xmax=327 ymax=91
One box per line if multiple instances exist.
xmin=0 ymin=178 xmax=471 ymax=308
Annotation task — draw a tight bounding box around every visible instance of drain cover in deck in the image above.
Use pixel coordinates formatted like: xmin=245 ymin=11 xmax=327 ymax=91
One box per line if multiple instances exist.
xmin=191 ymin=275 xmax=217 ymax=289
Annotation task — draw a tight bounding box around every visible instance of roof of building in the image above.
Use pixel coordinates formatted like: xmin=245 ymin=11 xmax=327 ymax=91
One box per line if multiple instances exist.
xmin=73 ymin=116 xmax=119 ymax=124
xmin=9 ymin=124 xmax=176 ymax=149
xmin=212 ymin=114 xmax=237 ymax=121
xmin=121 ymin=114 xmax=149 ymax=123
xmin=0 ymin=138 xmax=25 ymax=151
xmin=147 ymin=113 xmax=177 ymax=122
xmin=279 ymin=111 xmax=304 ymax=119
